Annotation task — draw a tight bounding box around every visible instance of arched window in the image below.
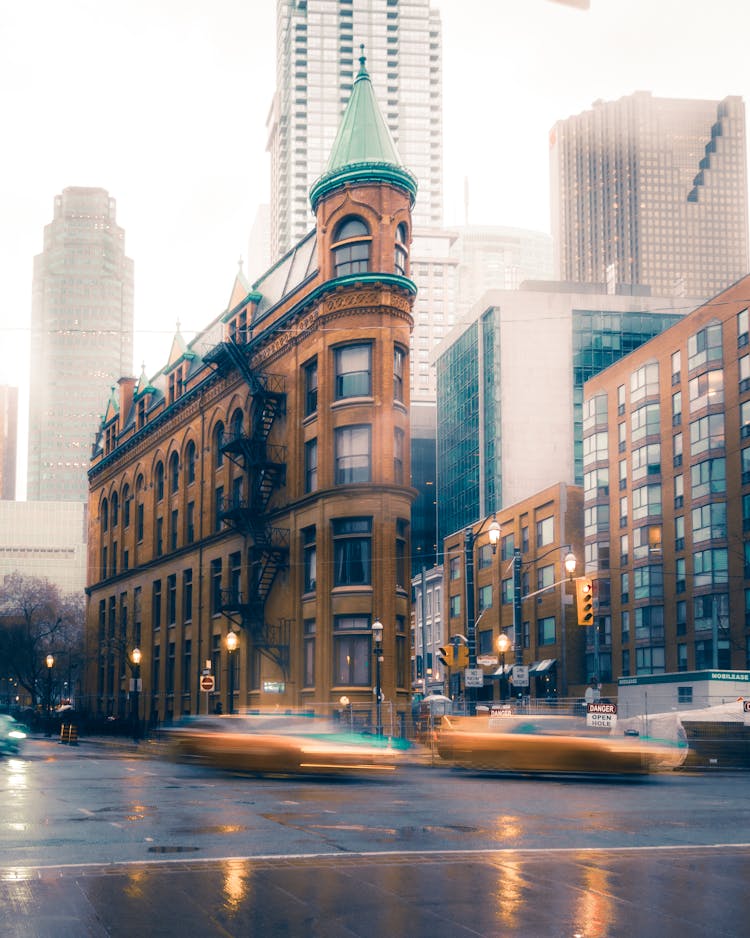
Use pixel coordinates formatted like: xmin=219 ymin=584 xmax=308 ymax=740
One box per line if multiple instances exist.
xmin=395 ymin=223 xmax=408 ymax=276
xmin=214 ymin=422 xmax=225 ymax=469
xmin=101 ymin=498 xmax=109 ymax=533
xmin=169 ymin=452 xmax=180 ymax=493
xmin=136 ymin=475 xmax=145 ymax=541
xmin=185 ymin=440 xmax=196 ymax=484
xmin=122 ymin=484 xmax=131 ymax=528
xmin=111 ymin=491 xmax=119 ymax=527
xmin=332 ymin=216 xmax=370 ymax=277
xmin=155 ymin=461 xmax=164 ymax=501
xmin=230 ymin=408 xmax=244 ymax=442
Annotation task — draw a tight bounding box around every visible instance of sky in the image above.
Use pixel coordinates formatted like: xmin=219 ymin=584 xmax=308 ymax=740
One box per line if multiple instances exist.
xmin=2 ymin=0 xmax=750 ymax=497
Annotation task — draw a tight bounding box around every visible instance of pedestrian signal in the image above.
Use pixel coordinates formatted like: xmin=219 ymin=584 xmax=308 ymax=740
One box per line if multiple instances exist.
xmin=438 ymin=645 xmax=454 ymax=668
xmin=576 ymin=577 xmax=594 ymax=625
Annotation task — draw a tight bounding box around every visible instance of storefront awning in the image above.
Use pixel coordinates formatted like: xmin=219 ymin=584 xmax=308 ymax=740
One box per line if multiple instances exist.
xmin=491 ymin=663 xmax=513 ymax=677
xmin=529 ymin=658 xmax=557 ymax=675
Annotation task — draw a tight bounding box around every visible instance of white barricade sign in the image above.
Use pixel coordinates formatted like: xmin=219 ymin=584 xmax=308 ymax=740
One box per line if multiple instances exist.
xmin=586 ymin=701 xmax=617 ymax=729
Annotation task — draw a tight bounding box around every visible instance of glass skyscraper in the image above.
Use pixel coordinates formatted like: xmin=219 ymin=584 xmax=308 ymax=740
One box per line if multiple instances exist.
xmin=435 ymin=286 xmax=698 ymax=547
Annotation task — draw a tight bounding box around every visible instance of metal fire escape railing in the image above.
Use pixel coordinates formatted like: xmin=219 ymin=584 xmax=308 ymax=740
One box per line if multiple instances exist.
xmin=204 ymin=339 xmax=289 ymax=676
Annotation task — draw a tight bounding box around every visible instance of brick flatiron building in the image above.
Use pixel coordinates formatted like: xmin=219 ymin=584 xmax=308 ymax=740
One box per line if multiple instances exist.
xmin=84 ymin=53 xmax=417 ymax=732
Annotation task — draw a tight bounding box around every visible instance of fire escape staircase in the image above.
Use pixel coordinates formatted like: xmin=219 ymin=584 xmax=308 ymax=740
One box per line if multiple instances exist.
xmin=205 ymin=339 xmax=290 ymax=677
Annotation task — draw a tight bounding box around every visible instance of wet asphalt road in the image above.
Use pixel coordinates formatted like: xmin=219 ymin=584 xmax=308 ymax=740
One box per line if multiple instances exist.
xmin=1 ymin=738 xmax=749 ymax=936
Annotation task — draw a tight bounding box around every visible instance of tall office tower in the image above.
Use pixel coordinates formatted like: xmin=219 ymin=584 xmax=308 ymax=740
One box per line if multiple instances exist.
xmin=551 ymin=93 xmax=749 ymax=299
xmin=268 ymin=0 xmax=442 ymax=259
xmin=27 ymin=187 xmax=134 ymax=502
xmin=0 ymin=385 xmax=18 ymax=500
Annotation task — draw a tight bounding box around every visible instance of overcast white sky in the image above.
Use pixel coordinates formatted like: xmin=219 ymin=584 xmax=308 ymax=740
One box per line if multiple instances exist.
xmin=2 ymin=0 xmax=749 ymax=496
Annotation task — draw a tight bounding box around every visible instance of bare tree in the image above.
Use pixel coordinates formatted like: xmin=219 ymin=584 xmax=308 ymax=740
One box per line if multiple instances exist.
xmin=0 ymin=574 xmax=84 ymax=708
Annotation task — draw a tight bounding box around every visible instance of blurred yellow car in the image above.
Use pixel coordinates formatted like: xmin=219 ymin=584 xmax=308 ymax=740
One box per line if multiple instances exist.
xmin=436 ymin=713 xmax=687 ymax=776
xmin=165 ymin=713 xmax=406 ymax=777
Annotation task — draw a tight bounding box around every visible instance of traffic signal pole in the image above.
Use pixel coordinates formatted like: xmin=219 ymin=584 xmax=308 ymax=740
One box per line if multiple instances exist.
xmin=464 ymin=526 xmax=477 ymax=714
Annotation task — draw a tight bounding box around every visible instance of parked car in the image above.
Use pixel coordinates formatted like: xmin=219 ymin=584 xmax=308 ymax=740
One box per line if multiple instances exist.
xmin=0 ymin=714 xmax=28 ymax=756
xmin=435 ymin=713 xmax=688 ymax=776
xmin=165 ymin=713 xmax=407 ymax=777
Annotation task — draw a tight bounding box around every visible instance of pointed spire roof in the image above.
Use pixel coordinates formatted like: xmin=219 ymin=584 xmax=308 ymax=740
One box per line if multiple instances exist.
xmin=310 ymin=46 xmax=417 ymax=211
xmin=103 ymin=385 xmax=119 ymax=423
xmin=168 ymin=320 xmax=187 ymax=364
xmin=134 ymin=362 xmax=156 ymax=398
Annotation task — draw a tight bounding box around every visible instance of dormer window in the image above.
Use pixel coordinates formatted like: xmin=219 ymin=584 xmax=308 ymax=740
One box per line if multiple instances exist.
xmin=332 ymin=217 xmax=370 ymax=277
xmin=395 ymin=223 xmax=408 ymax=276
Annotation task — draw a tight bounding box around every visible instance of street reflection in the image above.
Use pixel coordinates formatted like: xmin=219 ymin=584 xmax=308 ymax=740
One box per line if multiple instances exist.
xmin=5 ymin=758 xmax=27 ymax=796
xmin=573 ymin=863 xmax=614 ymax=938
xmin=489 ymin=856 xmax=524 ymax=931
xmin=221 ymin=858 xmax=251 ymax=913
xmin=493 ymin=812 xmax=523 ymax=844
xmin=123 ymin=868 xmax=147 ymax=900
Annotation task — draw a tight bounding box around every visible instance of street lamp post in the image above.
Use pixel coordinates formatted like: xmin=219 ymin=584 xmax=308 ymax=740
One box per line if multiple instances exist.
xmin=131 ymin=647 xmax=142 ymax=741
xmin=226 ymin=630 xmax=238 ymax=714
xmin=45 ymin=654 xmax=54 ymax=737
xmin=372 ymin=619 xmax=384 ymax=737
xmin=497 ymin=632 xmax=511 ymax=702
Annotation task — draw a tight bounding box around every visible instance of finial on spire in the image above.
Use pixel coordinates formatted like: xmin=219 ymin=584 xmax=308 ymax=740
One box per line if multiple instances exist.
xmin=358 ymin=44 xmax=367 ymax=76
xmin=176 ymin=318 xmax=181 ymax=333
xmin=238 ymin=255 xmax=244 ymax=271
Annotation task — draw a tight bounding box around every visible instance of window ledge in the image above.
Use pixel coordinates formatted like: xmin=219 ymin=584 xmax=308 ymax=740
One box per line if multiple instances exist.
xmin=331 ymin=396 xmax=374 ymax=410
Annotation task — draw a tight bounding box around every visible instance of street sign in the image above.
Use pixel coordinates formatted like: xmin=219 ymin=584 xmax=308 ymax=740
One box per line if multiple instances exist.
xmin=476 ymin=655 xmax=498 ymax=667
xmin=586 ymin=701 xmax=617 ymax=729
xmin=128 ymin=678 xmax=142 ymax=692
xmin=511 ymin=665 xmax=529 ymax=687
xmin=464 ymin=668 xmax=484 ymax=688
xmin=743 ymin=700 xmax=750 ymax=725
xmin=200 ymin=675 xmax=215 ymax=692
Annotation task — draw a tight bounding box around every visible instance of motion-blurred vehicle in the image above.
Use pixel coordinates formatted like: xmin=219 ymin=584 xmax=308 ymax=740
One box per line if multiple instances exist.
xmin=435 ymin=713 xmax=688 ymax=776
xmin=165 ymin=713 xmax=408 ymax=777
xmin=0 ymin=714 xmax=28 ymax=756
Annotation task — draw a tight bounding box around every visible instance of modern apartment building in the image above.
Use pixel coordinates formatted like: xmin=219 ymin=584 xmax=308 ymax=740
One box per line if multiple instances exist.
xmin=268 ymin=0 xmax=442 ymax=259
xmin=582 ymin=274 xmax=750 ymax=696
xmin=84 ymin=60 xmax=416 ymax=730
xmin=27 ymin=187 xmax=134 ymax=502
xmin=551 ymin=93 xmax=749 ymax=299
xmin=434 ymin=283 xmax=701 ymax=546
xmin=0 ymin=385 xmax=18 ymax=500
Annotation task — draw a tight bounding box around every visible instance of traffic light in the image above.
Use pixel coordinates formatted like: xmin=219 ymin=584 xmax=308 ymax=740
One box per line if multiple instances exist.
xmin=438 ymin=645 xmax=454 ymax=668
xmin=576 ymin=577 xmax=594 ymax=625
xmin=454 ymin=644 xmax=469 ymax=668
